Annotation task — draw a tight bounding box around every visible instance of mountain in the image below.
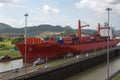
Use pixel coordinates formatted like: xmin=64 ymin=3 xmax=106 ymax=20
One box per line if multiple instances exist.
xmin=0 ymin=22 xmax=119 ymax=37
xmin=0 ymin=23 xmax=12 ymax=29
xmin=64 ymin=26 xmax=72 ymax=29
xmin=115 ymin=30 xmax=120 ymax=37
xmin=0 ymin=24 xmax=73 ymax=37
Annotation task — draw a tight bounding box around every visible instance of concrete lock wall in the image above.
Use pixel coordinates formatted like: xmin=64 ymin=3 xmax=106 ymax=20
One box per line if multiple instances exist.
xmin=28 ymin=49 xmax=120 ymax=80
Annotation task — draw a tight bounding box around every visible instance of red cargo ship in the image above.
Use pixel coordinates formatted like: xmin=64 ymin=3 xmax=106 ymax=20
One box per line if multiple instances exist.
xmin=16 ymin=20 xmax=120 ymax=62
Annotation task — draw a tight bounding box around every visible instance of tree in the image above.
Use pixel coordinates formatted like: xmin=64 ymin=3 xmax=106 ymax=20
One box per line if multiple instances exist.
xmin=0 ymin=36 xmax=3 ymax=42
xmin=12 ymin=35 xmax=24 ymax=44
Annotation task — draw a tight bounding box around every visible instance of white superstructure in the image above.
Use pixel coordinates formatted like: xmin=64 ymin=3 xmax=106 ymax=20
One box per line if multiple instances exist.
xmin=100 ymin=23 xmax=115 ymax=40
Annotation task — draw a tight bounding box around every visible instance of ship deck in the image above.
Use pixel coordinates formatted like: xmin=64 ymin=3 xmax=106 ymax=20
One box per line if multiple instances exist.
xmin=0 ymin=48 xmax=116 ymax=80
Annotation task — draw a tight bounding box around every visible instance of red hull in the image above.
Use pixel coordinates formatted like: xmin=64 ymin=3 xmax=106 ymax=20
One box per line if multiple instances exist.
xmin=16 ymin=40 xmax=118 ymax=62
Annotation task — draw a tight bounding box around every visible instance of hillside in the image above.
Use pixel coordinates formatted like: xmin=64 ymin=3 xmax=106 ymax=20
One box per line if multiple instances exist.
xmin=0 ymin=22 xmax=119 ymax=37
xmin=115 ymin=30 xmax=120 ymax=37
xmin=0 ymin=24 xmax=73 ymax=37
xmin=0 ymin=23 xmax=12 ymax=29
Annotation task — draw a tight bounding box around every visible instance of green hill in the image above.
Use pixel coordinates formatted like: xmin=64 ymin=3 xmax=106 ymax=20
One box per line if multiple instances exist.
xmin=0 ymin=24 xmax=73 ymax=37
xmin=0 ymin=23 xmax=12 ymax=29
xmin=0 ymin=22 xmax=119 ymax=37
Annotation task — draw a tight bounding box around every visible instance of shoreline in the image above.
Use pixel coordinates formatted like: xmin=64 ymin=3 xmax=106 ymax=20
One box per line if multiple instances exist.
xmin=0 ymin=57 xmax=22 ymax=62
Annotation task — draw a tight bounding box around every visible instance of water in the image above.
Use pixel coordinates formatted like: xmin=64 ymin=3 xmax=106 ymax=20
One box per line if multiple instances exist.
xmin=0 ymin=57 xmax=120 ymax=80
xmin=66 ymin=56 xmax=120 ymax=80
xmin=0 ymin=59 xmax=23 ymax=73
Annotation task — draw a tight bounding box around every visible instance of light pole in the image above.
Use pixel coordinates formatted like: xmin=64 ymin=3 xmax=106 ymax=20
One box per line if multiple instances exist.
xmin=24 ymin=13 xmax=29 ymax=74
xmin=106 ymin=7 xmax=112 ymax=80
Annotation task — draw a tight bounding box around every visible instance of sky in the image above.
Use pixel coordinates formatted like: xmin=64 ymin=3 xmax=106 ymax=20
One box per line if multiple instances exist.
xmin=0 ymin=0 xmax=120 ymax=30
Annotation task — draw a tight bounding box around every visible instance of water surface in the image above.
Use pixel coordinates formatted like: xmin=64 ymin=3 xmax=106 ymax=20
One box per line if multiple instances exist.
xmin=66 ymin=56 xmax=120 ymax=80
xmin=0 ymin=59 xmax=23 ymax=73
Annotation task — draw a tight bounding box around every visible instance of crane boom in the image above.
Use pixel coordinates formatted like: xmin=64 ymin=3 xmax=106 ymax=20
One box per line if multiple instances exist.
xmin=78 ymin=20 xmax=89 ymax=38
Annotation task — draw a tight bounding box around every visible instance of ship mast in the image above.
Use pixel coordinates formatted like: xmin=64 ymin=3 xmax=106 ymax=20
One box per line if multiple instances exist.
xmin=98 ymin=23 xmax=100 ymax=35
xmin=77 ymin=20 xmax=89 ymax=39
xmin=78 ymin=20 xmax=81 ymax=38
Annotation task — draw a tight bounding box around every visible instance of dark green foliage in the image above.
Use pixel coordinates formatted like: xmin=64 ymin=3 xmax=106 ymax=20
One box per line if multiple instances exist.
xmin=0 ymin=44 xmax=5 ymax=48
xmin=81 ymin=29 xmax=97 ymax=35
xmin=12 ymin=35 xmax=24 ymax=44
xmin=65 ymin=30 xmax=77 ymax=36
xmin=59 ymin=33 xmax=65 ymax=37
xmin=0 ymin=36 xmax=3 ymax=42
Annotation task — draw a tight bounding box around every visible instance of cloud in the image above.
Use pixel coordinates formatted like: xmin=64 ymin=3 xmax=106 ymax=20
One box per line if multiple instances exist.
xmin=43 ymin=5 xmax=60 ymax=14
xmin=75 ymin=0 xmax=120 ymax=14
xmin=43 ymin=5 xmax=51 ymax=14
xmin=0 ymin=3 xmax=3 ymax=7
xmin=0 ymin=0 xmax=21 ymax=7
xmin=0 ymin=15 xmax=24 ymax=28
xmin=0 ymin=0 xmax=20 ymax=3
xmin=75 ymin=0 xmax=106 ymax=13
xmin=106 ymin=0 xmax=120 ymax=4
xmin=52 ymin=8 xmax=60 ymax=13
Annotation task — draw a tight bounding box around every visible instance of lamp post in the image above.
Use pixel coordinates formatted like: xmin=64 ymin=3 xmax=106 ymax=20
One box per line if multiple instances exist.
xmin=106 ymin=7 xmax=112 ymax=80
xmin=24 ymin=13 xmax=29 ymax=74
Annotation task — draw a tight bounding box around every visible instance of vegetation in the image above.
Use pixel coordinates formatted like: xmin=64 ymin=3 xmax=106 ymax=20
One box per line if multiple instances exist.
xmin=0 ymin=38 xmax=21 ymax=58
xmin=0 ymin=36 xmax=3 ymax=41
xmin=65 ymin=30 xmax=77 ymax=36
xmin=11 ymin=35 xmax=24 ymax=44
xmin=37 ymin=32 xmax=65 ymax=38
xmin=37 ymin=29 xmax=78 ymax=38
xmin=0 ymin=24 xmax=73 ymax=37
xmin=114 ymin=73 xmax=120 ymax=80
